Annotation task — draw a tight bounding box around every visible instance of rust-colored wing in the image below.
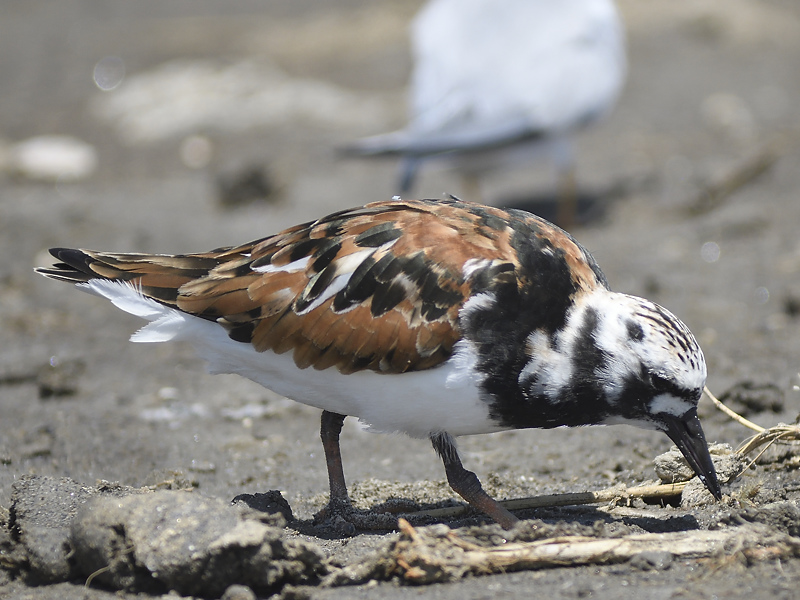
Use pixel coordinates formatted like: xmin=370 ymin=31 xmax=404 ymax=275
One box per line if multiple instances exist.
xmin=37 ymin=198 xmax=605 ymax=374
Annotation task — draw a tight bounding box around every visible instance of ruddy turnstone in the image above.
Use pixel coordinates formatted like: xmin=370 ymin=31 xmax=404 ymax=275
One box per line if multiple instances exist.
xmin=345 ymin=0 xmax=626 ymax=213
xmin=36 ymin=197 xmax=720 ymax=529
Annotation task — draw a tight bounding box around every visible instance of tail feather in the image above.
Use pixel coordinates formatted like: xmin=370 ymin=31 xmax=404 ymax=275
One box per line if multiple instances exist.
xmin=37 ymin=249 xmax=218 ymax=344
xmin=35 ymin=248 xmax=101 ymax=283
xmin=35 ymin=248 xmax=221 ymax=309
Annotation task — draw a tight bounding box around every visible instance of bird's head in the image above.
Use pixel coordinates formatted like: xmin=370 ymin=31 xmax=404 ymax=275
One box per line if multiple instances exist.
xmin=593 ymin=293 xmax=721 ymax=500
xmin=523 ymin=291 xmax=721 ymax=499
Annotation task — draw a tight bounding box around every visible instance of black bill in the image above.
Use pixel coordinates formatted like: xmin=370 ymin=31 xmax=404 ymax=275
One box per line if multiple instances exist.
xmin=662 ymin=408 xmax=722 ymax=500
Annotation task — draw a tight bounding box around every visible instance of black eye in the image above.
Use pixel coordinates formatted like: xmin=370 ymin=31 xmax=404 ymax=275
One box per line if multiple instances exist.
xmin=626 ymin=320 xmax=644 ymax=342
xmin=650 ymin=373 xmax=671 ymax=392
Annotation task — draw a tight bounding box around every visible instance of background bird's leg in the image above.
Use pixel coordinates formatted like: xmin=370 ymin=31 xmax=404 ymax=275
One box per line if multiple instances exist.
xmin=431 ymin=432 xmax=518 ymax=529
xmin=399 ymin=156 xmax=422 ymax=195
xmin=551 ymin=136 xmax=578 ymax=229
xmin=320 ymin=410 xmax=350 ymax=511
xmin=556 ymin=164 xmax=578 ymax=230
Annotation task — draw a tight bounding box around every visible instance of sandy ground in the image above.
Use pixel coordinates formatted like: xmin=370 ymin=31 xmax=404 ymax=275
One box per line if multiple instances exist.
xmin=2 ymin=0 xmax=800 ymax=598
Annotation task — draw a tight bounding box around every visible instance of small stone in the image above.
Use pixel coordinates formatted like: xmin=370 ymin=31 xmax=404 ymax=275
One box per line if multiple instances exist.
xmin=221 ymin=584 xmax=256 ymax=600
xmin=656 ymin=443 xmax=742 ymax=485
xmin=654 ymin=447 xmax=695 ymax=484
xmin=680 ymin=477 xmax=714 ymax=507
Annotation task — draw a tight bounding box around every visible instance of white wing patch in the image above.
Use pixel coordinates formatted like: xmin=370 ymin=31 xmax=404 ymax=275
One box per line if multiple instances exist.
xmin=296 ymin=245 xmax=396 ymax=316
xmin=296 ymin=273 xmax=352 ymax=315
xmin=252 ymin=255 xmax=310 ymax=274
xmin=462 ymin=258 xmax=492 ymax=279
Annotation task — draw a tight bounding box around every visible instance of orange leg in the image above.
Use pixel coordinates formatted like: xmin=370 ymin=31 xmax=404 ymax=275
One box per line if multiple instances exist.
xmin=431 ymin=432 xmax=518 ymax=529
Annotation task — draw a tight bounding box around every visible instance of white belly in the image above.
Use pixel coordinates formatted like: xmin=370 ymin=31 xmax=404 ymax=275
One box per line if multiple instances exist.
xmin=84 ymin=279 xmax=504 ymax=438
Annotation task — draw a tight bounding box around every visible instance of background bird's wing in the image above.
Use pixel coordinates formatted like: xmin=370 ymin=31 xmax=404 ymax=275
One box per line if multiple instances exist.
xmin=342 ymin=115 xmax=541 ymax=158
xmin=409 ymin=0 xmax=626 ymax=137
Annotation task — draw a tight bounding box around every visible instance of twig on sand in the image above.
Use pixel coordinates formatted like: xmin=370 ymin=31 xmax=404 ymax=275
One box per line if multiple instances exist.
xmin=414 ymin=482 xmax=686 ymax=521
xmin=384 ymin=518 xmax=800 ymax=584
xmin=703 ymin=385 xmax=800 ymax=478
xmin=735 ymin=424 xmax=800 ymax=478
xmin=737 ymin=424 xmax=800 ymax=455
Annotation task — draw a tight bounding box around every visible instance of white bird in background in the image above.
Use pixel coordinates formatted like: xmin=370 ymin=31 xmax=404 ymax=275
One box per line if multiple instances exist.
xmin=346 ymin=0 xmax=626 ymax=223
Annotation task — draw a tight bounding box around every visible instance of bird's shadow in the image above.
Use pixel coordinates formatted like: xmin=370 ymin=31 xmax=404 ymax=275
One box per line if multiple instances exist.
xmin=275 ymin=499 xmax=701 ymax=540
xmin=231 ymin=480 xmax=700 ymax=540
